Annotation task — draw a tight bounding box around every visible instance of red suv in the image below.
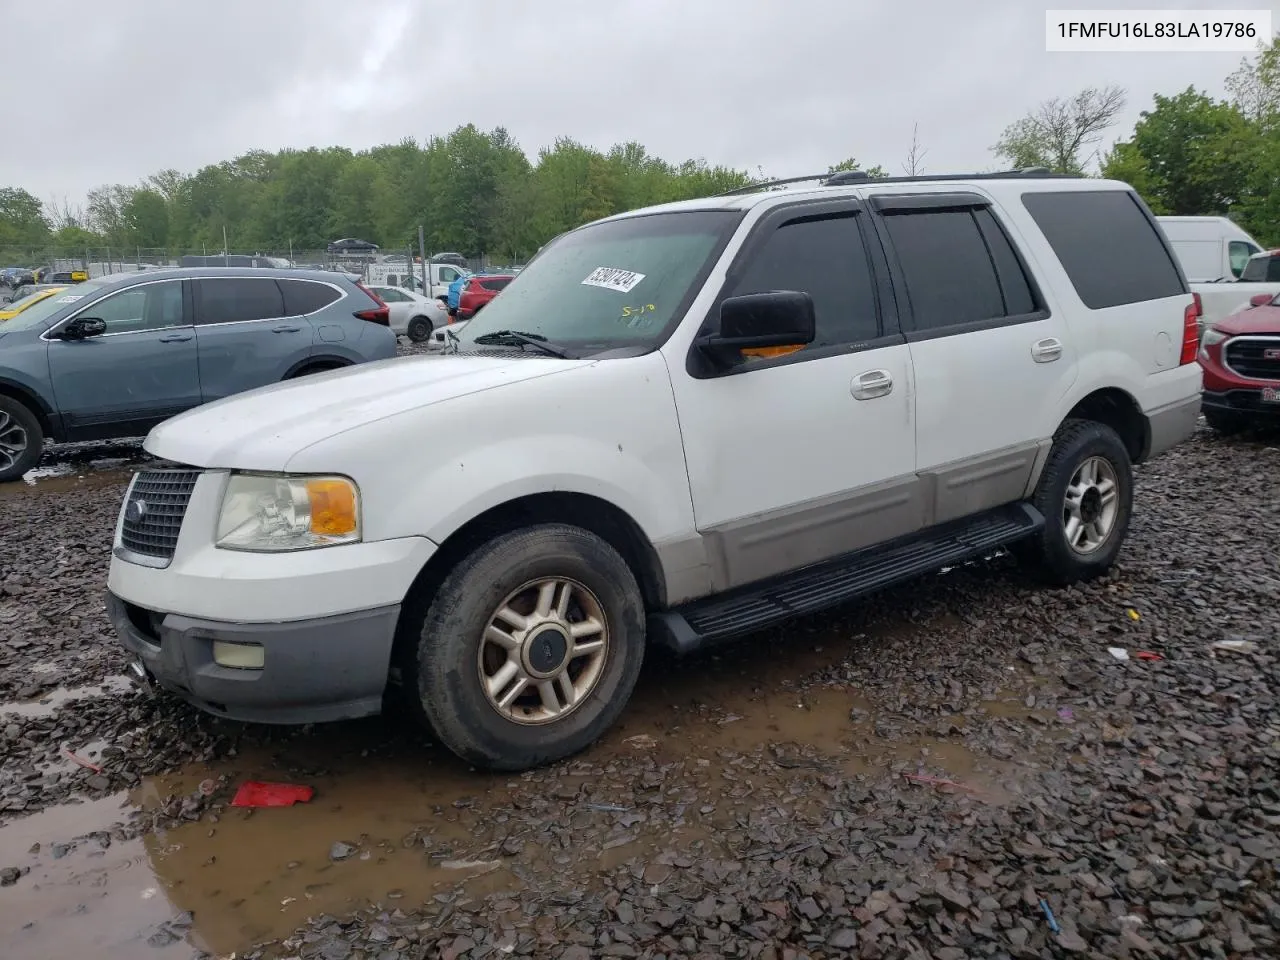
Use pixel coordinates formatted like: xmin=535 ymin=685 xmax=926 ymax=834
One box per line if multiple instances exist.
xmin=457 ymin=274 xmax=513 ymax=320
xmin=1198 ymin=292 xmax=1280 ymax=433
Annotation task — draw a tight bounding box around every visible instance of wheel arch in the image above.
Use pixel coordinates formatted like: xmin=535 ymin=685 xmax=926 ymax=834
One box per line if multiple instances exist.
xmin=1059 ymin=387 xmax=1149 ymax=463
xmin=284 ymin=356 xmax=353 ymax=379
xmin=0 ymin=377 xmax=57 ymax=440
xmin=390 ymin=491 xmax=667 ymax=678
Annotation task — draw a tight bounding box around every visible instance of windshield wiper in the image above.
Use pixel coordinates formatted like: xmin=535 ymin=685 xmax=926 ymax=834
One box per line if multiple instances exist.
xmin=471 ymin=329 xmax=573 ymax=358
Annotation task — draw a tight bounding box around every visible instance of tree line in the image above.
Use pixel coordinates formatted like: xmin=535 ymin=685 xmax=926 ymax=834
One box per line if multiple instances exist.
xmin=2 ymin=36 xmax=1278 ymax=261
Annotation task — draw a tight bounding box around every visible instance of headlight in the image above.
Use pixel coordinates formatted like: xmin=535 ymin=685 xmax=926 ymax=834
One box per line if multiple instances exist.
xmin=216 ymin=474 xmax=360 ymax=551
xmin=1201 ymin=328 xmax=1230 ymax=348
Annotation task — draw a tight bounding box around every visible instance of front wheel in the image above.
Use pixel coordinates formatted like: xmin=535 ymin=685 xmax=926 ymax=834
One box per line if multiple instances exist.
xmin=407 ymin=524 xmax=646 ymax=771
xmin=407 ymin=315 xmax=432 ymax=342
xmin=1021 ymin=419 xmax=1134 ymax=586
xmin=0 ymin=396 xmax=43 ymax=483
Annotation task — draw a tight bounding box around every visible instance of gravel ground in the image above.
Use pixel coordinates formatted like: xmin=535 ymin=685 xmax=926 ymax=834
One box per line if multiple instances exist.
xmin=1 ymin=402 xmax=1279 ymax=959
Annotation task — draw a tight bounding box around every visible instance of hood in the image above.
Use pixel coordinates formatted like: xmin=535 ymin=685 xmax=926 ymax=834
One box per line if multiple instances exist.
xmin=145 ymin=353 xmax=593 ymax=470
xmin=1214 ymin=303 xmax=1280 ymax=336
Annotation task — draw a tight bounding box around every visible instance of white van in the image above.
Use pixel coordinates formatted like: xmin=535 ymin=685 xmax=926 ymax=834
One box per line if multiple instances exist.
xmin=1157 ymin=216 xmax=1262 ymax=282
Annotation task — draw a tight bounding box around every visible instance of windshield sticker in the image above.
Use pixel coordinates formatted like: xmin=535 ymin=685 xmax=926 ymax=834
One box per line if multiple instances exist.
xmin=582 ymin=266 xmax=646 ymax=294
xmin=56 ymin=295 xmax=84 ymax=303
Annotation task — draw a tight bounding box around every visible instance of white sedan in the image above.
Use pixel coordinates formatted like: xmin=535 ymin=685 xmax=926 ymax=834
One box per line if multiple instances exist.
xmin=368 ymin=285 xmax=448 ymax=342
xmin=428 ymin=319 xmax=470 ymax=351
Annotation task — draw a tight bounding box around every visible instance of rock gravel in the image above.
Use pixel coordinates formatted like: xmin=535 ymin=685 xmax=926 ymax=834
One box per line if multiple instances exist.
xmin=1 ymin=408 xmax=1278 ymax=959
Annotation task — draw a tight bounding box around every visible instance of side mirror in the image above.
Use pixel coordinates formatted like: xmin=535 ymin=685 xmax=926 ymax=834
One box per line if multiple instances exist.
xmin=696 ymin=291 xmax=816 ymax=367
xmin=62 ymin=317 xmax=106 ymax=340
xmin=1250 ymin=293 xmax=1274 ymax=308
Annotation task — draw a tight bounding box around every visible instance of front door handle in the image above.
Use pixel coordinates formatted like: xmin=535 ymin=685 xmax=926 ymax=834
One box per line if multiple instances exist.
xmin=271 ymin=324 xmax=303 ymax=334
xmin=851 ymin=369 xmax=893 ymax=400
xmin=1031 ymin=337 xmax=1063 ymax=363
xmin=158 ymin=333 xmax=193 ymax=343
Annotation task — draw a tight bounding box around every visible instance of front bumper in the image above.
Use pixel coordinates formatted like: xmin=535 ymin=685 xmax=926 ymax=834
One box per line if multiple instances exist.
xmin=1202 ymin=388 xmax=1280 ymax=417
xmin=107 ymin=591 xmax=400 ymax=724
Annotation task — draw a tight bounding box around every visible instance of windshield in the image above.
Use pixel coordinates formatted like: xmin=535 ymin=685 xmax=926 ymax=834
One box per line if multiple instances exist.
xmin=1 ymin=282 xmax=104 ymax=332
xmin=455 ymin=210 xmax=739 ymax=355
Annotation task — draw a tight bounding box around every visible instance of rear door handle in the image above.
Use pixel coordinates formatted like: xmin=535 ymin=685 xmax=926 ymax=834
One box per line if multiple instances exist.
xmin=851 ymin=369 xmax=893 ymax=400
xmin=271 ymin=324 xmax=303 ymax=333
xmin=158 ymin=333 xmax=193 ymax=343
xmin=1031 ymin=337 xmax=1063 ymax=363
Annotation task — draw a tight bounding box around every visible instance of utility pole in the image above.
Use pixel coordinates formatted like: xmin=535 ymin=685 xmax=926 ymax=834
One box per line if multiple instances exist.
xmin=418 ymin=225 xmax=427 ymax=296
xmin=223 ymin=225 xmax=229 ymax=265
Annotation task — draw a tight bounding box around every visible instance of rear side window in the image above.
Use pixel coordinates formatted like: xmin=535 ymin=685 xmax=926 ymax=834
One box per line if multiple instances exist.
xmin=281 ymin=279 xmax=342 ymax=315
xmin=480 ymin=278 xmax=512 ymax=292
xmin=1021 ymin=190 xmax=1185 ymax=309
xmin=881 ymin=207 xmax=1032 ymax=332
xmin=196 ymin=278 xmax=285 ymax=324
xmin=1240 ymin=255 xmax=1280 ymax=283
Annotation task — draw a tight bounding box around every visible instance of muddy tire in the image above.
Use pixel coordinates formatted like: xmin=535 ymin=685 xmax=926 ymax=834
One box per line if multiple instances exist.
xmin=1021 ymin=419 xmax=1133 ymax=587
xmin=0 ymin=396 xmax=42 ymax=483
xmin=407 ymin=315 xmax=432 ymax=343
xmin=407 ymin=524 xmax=646 ymax=771
xmin=1204 ymin=408 xmax=1249 ymax=436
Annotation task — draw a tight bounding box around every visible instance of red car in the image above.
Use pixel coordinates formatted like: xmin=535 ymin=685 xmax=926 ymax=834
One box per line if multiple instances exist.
xmin=1198 ymin=291 xmax=1280 ymax=433
xmin=456 ymin=274 xmax=514 ymax=320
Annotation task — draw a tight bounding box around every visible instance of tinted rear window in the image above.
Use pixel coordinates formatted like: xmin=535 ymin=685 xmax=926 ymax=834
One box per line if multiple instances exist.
xmin=281 ymin=278 xmax=342 ymax=315
xmin=1021 ymin=190 xmax=1186 ymax=309
xmin=195 ymin=278 xmax=285 ymax=324
xmin=480 ymin=278 xmax=512 ymax=291
xmin=1240 ymin=255 xmax=1280 ymax=283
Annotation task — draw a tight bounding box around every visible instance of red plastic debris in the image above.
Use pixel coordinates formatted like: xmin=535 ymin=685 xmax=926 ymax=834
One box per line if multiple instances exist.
xmin=1135 ymin=651 xmax=1164 ymax=662
xmin=230 ymin=781 xmax=315 ymax=807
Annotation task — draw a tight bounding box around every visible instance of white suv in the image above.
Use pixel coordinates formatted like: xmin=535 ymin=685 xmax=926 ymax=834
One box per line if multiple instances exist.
xmin=105 ymin=172 xmax=1203 ymax=771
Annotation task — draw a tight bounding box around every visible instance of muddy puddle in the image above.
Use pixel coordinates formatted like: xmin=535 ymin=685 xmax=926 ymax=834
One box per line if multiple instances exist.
xmin=0 ymin=439 xmax=148 ymax=498
xmin=0 ymin=676 xmax=136 ymax=719
xmin=1 ymin=619 xmax=1068 ymax=959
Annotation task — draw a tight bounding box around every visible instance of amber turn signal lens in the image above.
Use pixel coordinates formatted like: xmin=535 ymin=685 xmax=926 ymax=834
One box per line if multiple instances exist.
xmin=306 ymin=478 xmax=358 ymax=536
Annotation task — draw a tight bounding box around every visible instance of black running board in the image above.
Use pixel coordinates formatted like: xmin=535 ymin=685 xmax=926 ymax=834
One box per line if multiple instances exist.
xmin=649 ymin=502 xmax=1044 ymax=654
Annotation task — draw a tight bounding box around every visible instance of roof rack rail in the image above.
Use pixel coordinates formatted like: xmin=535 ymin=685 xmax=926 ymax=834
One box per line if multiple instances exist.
xmin=713 ymin=167 xmax=1080 ymax=198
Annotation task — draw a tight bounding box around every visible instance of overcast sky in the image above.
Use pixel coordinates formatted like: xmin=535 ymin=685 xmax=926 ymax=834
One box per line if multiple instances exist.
xmin=8 ymin=0 xmax=1278 ymax=206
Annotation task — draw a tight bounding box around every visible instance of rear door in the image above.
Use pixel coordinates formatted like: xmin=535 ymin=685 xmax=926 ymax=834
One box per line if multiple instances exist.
xmin=46 ymin=278 xmax=202 ymax=440
xmin=193 ymin=277 xmax=316 ymax=401
xmin=868 ymin=191 xmax=1077 ymax=523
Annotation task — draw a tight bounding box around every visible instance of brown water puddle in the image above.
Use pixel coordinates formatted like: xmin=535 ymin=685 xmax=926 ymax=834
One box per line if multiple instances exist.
xmin=0 ymin=676 xmax=136 ymax=719
xmin=0 ymin=467 xmax=134 ymax=499
xmin=0 ymin=621 xmax=1063 ymax=959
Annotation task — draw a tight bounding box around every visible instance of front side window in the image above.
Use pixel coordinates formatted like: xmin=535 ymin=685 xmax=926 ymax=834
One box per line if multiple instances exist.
xmin=1229 ymin=240 xmax=1258 ymax=277
xmin=196 ymin=278 xmax=285 ymax=324
xmin=82 ymin=280 xmax=184 ymax=334
xmin=726 ymin=213 xmax=879 ymax=348
xmin=455 ymin=210 xmax=739 ymax=355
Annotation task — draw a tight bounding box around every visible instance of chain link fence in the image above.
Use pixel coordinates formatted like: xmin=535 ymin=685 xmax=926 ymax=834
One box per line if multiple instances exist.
xmin=0 ymin=247 xmax=514 ymax=285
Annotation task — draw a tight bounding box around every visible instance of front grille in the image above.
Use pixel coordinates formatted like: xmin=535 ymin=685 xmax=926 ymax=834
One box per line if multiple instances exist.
xmin=1225 ymin=338 xmax=1280 ymax=381
xmin=119 ymin=467 xmax=201 ymax=563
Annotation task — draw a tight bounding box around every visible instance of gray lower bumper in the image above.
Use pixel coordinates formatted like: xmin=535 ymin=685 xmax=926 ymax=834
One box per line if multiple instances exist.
xmin=1145 ymin=395 xmax=1202 ymax=460
xmin=106 ymin=591 xmax=400 ymax=725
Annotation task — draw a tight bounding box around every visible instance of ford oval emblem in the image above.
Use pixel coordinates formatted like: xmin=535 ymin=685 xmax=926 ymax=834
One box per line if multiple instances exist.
xmin=126 ymin=499 xmax=148 ymax=524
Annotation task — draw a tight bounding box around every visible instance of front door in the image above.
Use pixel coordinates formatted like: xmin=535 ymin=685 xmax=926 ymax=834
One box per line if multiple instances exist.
xmin=867 ymin=192 xmax=1078 ymax=525
xmin=666 ymin=199 xmax=920 ymax=592
xmin=46 ymin=278 xmax=202 ymax=441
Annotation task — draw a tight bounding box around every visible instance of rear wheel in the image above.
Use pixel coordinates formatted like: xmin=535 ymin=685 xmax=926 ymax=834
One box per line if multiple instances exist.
xmin=407 ymin=316 xmax=432 ymax=342
xmin=405 ymin=524 xmax=646 ymax=771
xmin=0 ymin=396 xmax=43 ymax=483
xmin=1021 ymin=419 xmax=1133 ymax=586
xmin=1204 ymin=408 xmax=1249 ymax=436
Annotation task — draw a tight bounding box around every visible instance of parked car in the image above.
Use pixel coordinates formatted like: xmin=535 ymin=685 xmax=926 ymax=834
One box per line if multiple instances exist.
xmin=327 ymin=238 xmax=379 ymax=255
xmin=1197 ymin=291 xmax=1280 ymax=433
xmin=368 ymin=284 xmax=448 ymax=342
xmin=1158 ymin=215 xmax=1261 ymax=282
xmin=456 ymin=273 xmax=514 ymax=320
xmin=428 ymin=317 xmax=470 ymax=350
xmin=431 ymin=252 xmax=468 ymax=268
xmin=104 ymin=171 xmax=1201 ymax=773
xmin=0 ymin=267 xmax=395 ymax=482
xmin=0 ymin=285 xmax=68 ymax=321
xmin=1188 ymin=247 xmax=1280 ymax=336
